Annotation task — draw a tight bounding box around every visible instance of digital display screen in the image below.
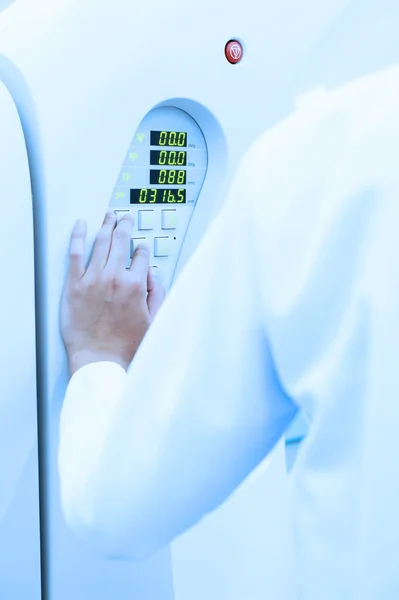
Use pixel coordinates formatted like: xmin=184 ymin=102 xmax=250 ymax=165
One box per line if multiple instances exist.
xmin=150 ymin=150 xmax=187 ymax=166
xmin=130 ymin=188 xmax=186 ymax=204
xmin=150 ymin=169 xmax=186 ymax=185
xmin=150 ymin=130 xmax=187 ymax=147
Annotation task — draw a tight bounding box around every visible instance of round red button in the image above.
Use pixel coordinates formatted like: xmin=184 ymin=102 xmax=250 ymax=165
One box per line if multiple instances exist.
xmin=225 ymin=40 xmax=243 ymax=64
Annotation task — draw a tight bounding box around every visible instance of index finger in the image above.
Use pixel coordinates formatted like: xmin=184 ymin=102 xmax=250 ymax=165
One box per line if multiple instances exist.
xmin=129 ymin=243 xmax=150 ymax=281
xmin=68 ymin=219 xmax=87 ymax=280
xmin=106 ymin=213 xmax=135 ymax=272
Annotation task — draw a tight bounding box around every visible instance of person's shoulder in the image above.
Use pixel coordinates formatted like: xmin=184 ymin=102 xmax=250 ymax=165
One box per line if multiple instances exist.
xmin=233 ymin=63 xmax=399 ymax=234
xmin=245 ymin=62 xmax=399 ymax=166
xmin=323 ymin=62 xmax=399 ymax=111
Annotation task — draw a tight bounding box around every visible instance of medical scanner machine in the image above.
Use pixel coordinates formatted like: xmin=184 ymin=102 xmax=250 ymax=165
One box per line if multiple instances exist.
xmin=0 ymin=0 xmax=367 ymax=598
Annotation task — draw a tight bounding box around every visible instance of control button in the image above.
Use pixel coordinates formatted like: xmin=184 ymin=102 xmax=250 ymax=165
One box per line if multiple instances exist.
xmin=225 ymin=40 xmax=243 ymax=64
xmin=154 ymin=237 xmax=170 ymax=257
xmin=138 ymin=210 xmax=154 ymax=230
xmin=130 ymin=237 xmax=147 ymax=258
xmin=114 ymin=210 xmax=130 ymax=221
xmin=162 ymin=210 xmax=177 ymax=230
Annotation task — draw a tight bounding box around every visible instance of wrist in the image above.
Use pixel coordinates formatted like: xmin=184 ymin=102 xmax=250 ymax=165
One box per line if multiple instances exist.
xmin=68 ymin=348 xmax=129 ymax=376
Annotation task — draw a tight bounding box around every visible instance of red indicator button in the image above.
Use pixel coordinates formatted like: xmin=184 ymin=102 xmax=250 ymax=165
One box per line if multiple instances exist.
xmin=225 ymin=40 xmax=243 ymax=64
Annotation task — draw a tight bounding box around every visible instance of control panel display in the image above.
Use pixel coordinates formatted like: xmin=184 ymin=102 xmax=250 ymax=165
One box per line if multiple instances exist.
xmin=150 ymin=130 xmax=187 ymax=147
xmin=150 ymin=150 xmax=187 ymax=166
xmin=150 ymin=169 xmax=187 ymax=184
xmin=130 ymin=188 xmax=186 ymax=204
xmin=108 ymin=105 xmax=208 ymax=289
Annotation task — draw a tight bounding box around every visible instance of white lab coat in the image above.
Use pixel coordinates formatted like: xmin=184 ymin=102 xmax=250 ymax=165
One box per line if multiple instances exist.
xmin=59 ymin=63 xmax=399 ymax=599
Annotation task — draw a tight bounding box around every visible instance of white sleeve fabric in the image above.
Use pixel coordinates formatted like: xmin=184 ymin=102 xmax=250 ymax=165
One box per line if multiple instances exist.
xmin=241 ymin=65 xmax=399 ymax=600
xmin=58 ymin=159 xmax=298 ymax=559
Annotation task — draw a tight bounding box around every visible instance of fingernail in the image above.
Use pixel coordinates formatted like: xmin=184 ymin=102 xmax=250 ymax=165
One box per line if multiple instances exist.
xmin=150 ymin=266 xmax=164 ymax=283
xmin=75 ymin=219 xmax=85 ymax=229
xmin=149 ymin=266 xmax=158 ymax=277
xmin=136 ymin=243 xmax=149 ymax=252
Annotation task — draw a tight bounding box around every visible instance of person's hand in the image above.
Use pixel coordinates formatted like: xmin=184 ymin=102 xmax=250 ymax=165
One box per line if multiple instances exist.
xmin=60 ymin=212 xmax=166 ymax=376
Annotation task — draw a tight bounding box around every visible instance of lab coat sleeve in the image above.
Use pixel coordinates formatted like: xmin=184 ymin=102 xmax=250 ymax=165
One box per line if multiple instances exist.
xmin=58 ymin=153 xmax=298 ymax=559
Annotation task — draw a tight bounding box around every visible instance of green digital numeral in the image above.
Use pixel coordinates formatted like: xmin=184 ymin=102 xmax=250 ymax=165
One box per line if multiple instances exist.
xmin=157 ymin=150 xmax=186 ymax=165
xmin=158 ymin=131 xmax=187 ymax=147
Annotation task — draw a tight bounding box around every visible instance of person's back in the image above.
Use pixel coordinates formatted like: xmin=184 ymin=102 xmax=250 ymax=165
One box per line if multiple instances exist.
xmin=246 ymin=63 xmax=399 ymax=598
xmin=59 ymin=63 xmax=399 ymax=599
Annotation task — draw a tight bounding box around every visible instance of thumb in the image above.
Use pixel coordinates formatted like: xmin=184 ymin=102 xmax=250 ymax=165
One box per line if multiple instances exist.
xmin=147 ymin=267 xmax=166 ymax=318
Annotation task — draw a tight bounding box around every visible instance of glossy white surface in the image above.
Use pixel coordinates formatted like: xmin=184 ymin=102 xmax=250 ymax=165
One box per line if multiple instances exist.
xmin=0 ymin=80 xmax=41 ymax=599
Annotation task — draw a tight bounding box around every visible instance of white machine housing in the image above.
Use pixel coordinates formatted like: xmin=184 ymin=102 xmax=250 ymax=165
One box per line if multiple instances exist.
xmin=0 ymin=81 xmax=41 ymax=599
xmin=0 ymin=0 xmax=361 ymax=598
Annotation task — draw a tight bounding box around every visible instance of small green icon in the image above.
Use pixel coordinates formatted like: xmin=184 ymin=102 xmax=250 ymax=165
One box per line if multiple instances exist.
xmin=129 ymin=152 xmax=139 ymax=162
xmin=136 ymin=133 xmax=145 ymax=142
xmin=122 ymin=172 xmax=131 ymax=181
xmin=115 ymin=191 xmax=125 ymax=201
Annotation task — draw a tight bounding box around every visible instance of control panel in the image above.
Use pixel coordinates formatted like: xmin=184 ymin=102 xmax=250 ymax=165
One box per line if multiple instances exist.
xmin=108 ymin=106 xmax=208 ymax=288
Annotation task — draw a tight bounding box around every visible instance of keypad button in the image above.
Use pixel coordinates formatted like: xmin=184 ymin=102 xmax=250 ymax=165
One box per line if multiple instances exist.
xmin=138 ymin=210 xmax=154 ymax=230
xmin=161 ymin=210 xmax=177 ymax=230
xmin=114 ymin=210 xmax=130 ymax=221
xmin=154 ymin=237 xmax=170 ymax=257
xmin=130 ymin=237 xmax=147 ymax=258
